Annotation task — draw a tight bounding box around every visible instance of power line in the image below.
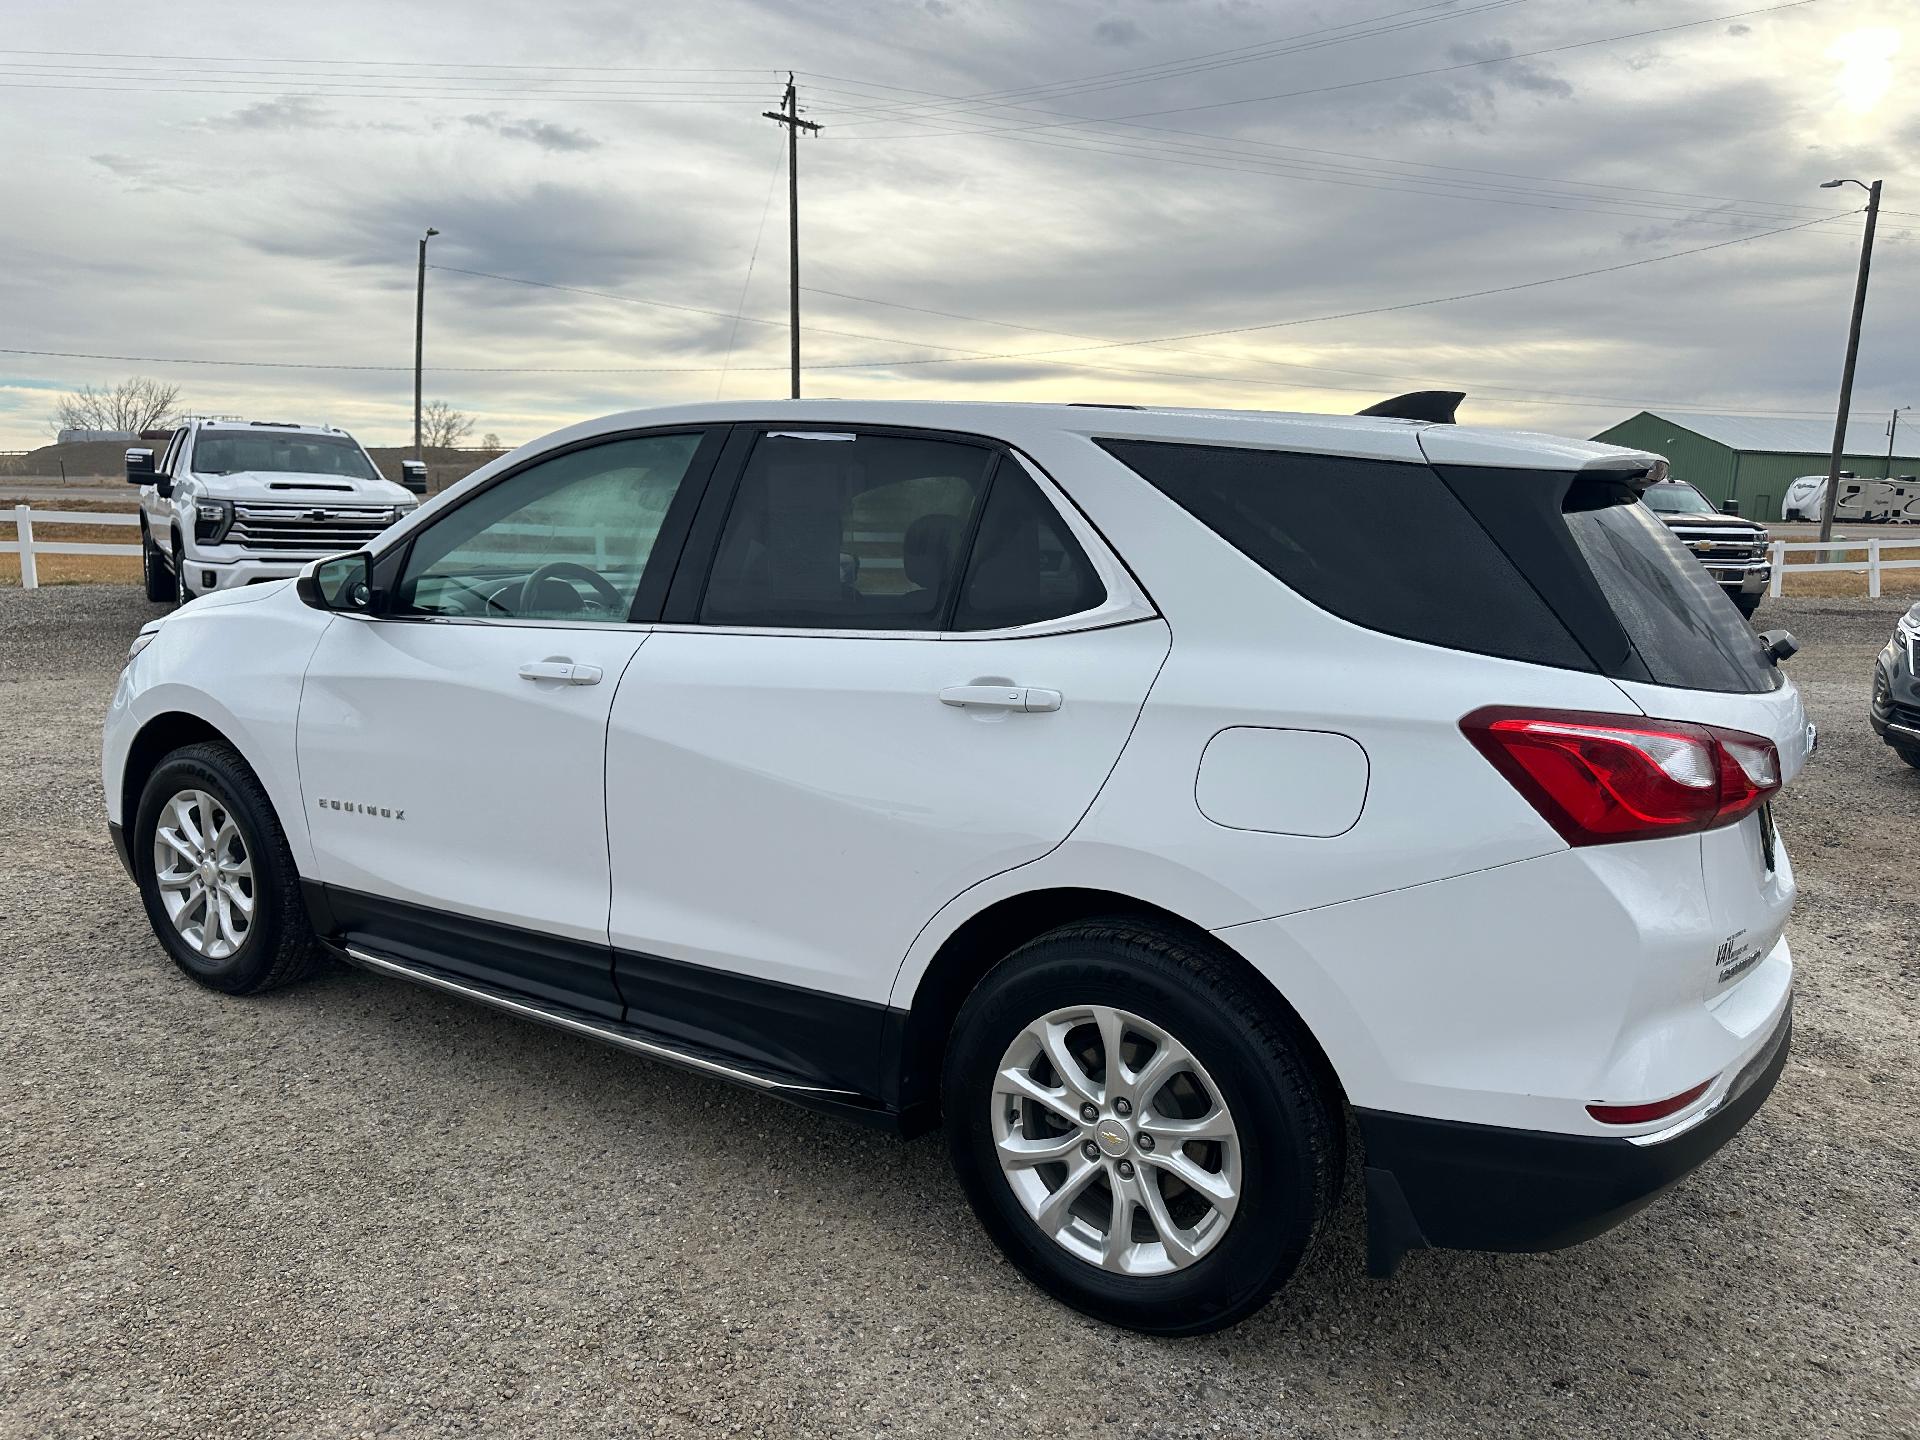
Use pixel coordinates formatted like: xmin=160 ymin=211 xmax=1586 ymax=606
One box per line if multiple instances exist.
xmin=716 ymin=139 xmax=787 ymax=399
xmin=3 ymin=208 xmax=1845 ymax=405
xmin=831 ymin=0 xmax=1824 ymax=137
xmin=818 ymin=0 xmax=1533 ymax=124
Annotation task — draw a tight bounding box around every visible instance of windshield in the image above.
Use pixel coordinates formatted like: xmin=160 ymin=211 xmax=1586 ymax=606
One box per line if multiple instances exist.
xmin=191 ymin=431 xmax=378 ymax=481
xmin=1641 ymin=483 xmax=1719 ymax=516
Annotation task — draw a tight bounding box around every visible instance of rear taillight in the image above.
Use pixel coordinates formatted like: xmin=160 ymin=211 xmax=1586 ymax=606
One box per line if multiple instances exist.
xmin=1461 ymin=707 xmax=1780 ymax=846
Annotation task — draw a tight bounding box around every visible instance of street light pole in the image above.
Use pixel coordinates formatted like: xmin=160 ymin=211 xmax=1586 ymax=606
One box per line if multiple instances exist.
xmin=1815 ymin=179 xmax=1881 ymax=544
xmin=414 ymin=226 xmax=439 ymax=460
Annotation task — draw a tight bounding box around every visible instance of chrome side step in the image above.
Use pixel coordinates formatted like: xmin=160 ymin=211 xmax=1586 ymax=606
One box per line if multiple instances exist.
xmin=340 ymin=944 xmax=866 ymax=1102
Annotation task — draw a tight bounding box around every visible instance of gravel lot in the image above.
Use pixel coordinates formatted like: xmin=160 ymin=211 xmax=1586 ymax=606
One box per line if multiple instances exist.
xmin=2 ymin=586 xmax=1915 ymax=1439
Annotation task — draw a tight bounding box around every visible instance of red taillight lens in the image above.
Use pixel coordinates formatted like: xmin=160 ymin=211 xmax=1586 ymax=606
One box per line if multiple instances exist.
xmin=1586 ymin=1077 xmax=1714 ymax=1125
xmin=1461 ymin=707 xmax=1781 ymax=846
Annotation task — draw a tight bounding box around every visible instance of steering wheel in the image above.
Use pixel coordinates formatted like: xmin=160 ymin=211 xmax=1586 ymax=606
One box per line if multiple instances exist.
xmin=517 ymin=561 xmax=625 ymax=615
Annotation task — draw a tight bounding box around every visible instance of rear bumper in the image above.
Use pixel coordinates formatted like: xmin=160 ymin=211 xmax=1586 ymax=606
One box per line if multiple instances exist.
xmin=1359 ymin=1001 xmax=1791 ymax=1275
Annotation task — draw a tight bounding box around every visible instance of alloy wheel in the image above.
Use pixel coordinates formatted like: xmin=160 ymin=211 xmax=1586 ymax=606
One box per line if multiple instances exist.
xmin=151 ymin=788 xmax=254 ymax=959
xmin=992 ymin=1003 xmax=1241 ymax=1276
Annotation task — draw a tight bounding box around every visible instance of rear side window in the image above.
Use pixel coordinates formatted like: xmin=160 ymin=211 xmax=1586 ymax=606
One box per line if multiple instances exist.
xmin=1564 ymin=492 xmax=1777 ymax=694
xmin=1096 ymin=439 xmax=1589 ymax=669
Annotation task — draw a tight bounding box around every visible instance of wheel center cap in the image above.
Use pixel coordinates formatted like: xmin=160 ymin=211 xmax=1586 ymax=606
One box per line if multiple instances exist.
xmin=1094 ymin=1119 xmax=1132 ymax=1157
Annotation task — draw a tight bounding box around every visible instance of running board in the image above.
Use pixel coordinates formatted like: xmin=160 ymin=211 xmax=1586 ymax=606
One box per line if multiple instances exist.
xmin=339 ymin=943 xmax=872 ymax=1106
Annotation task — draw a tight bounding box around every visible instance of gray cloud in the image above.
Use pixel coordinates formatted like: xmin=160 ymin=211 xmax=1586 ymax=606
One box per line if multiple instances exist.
xmin=201 ymin=95 xmax=339 ymax=132
xmin=1443 ymin=39 xmax=1575 ymax=99
xmin=2 ymin=0 xmax=1912 ymax=451
xmin=1094 ymin=17 xmax=1142 ymax=47
xmin=463 ymin=113 xmax=602 ymax=153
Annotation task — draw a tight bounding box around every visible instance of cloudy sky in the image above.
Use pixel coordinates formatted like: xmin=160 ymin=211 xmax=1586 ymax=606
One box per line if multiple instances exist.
xmin=1 ymin=0 xmax=1914 ymax=450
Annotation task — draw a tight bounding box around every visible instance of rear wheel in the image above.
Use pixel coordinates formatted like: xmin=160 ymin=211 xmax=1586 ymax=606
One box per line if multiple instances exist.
xmin=133 ymin=742 xmax=323 ymax=995
xmin=141 ymin=525 xmax=176 ymax=602
xmin=943 ymin=919 xmax=1339 ymax=1335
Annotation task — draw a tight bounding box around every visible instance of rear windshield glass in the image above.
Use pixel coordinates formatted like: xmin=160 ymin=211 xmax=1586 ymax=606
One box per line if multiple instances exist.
xmin=192 ymin=431 xmax=377 ymax=481
xmin=1095 ymin=438 xmax=1590 ymax=669
xmin=1564 ymin=492 xmax=1778 ymax=694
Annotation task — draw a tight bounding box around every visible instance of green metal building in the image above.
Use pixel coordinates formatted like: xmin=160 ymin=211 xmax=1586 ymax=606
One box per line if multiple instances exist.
xmin=1591 ymin=411 xmax=1919 ymax=521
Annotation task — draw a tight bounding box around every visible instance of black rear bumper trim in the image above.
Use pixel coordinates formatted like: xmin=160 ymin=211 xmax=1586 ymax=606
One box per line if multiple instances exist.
xmin=1359 ymin=1002 xmax=1791 ymax=1276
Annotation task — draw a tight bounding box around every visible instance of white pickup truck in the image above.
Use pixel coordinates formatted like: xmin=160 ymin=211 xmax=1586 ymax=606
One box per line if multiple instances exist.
xmin=129 ymin=418 xmax=424 ymax=604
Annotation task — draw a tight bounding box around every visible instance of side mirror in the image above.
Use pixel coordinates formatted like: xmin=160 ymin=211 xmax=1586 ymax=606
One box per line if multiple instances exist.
xmin=1719 ymin=500 xmax=1740 ymax=515
xmin=399 ymin=459 xmax=429 ymax=495
xmin=1758 ymin=629 xmax=1798 ymax=665
xmin=125 ymin=447 xmax=156 ymax=486
xmin=296 ymin=552 xmax=381 ymax=614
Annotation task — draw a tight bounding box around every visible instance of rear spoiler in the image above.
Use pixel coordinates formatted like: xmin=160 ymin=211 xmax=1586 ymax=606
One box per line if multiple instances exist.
xmin=1357 ymin=391 xmax=1464 ymax=424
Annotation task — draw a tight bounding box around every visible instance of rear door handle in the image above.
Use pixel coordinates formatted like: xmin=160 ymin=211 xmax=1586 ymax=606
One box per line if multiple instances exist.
xmin=938 ymin=684 xmax=1062 ymax=712
xmin=519 ymin=659 xmax=603 ymax=686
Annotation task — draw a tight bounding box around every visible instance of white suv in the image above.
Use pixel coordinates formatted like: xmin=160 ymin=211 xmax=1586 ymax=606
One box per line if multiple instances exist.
xmin=129 ymin=418 xmax=422 ymax=603
xmin=104 ymin=400 xmax=1806 ymax=1333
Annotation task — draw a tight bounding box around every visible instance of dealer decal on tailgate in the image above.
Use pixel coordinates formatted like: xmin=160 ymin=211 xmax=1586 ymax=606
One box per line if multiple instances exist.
xmin=1715 ymin=929 xmax=1768 ymax=985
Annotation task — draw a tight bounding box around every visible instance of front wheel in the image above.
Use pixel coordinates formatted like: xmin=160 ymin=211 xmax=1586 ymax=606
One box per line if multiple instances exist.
xmin=171 ymin=533 xmax=194 ymax=606
xmin=943 ymin=919 xmax=1340 ymax=1335
xmin=1895 ymin=744 xmax=1920 ymax=771
xmin=1734 ymin=592 xmax=1763 ymax=619
xmin=142 ymin=526 xmax=176 ymax=602
xmin=133 ymin=742 xmax=323 ymax=994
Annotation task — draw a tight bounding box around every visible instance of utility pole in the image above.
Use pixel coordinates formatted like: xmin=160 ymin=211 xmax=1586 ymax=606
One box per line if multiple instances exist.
xmin=1888 ymin=405 xmax=1911 ymax=474
xmin=414 ymin=226 xmax=439 ymax=459
xmin=1815 ymin=179 xmax=1881 ymax=543
xmin=763 ymin=75 xmax=820 ymax=399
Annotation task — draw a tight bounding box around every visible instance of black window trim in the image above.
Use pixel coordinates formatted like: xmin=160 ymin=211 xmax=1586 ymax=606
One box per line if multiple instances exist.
xmin=658 ymin=421 xmax=1155 ymax=642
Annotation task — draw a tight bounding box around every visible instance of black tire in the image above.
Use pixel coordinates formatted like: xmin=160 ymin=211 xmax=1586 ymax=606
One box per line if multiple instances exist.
xmin=1895 ymin=745 xmax=1920 ymax=771
xmin=1734 ymin=592 xmax=1762 ymax=619
xmin=141 ymin=525 xmax=176 ymax=603
xmin=171 ymin=532 xmax=194 ymax=606
xmin=943 ymin=918 xmax=1340 ymax=1335
xmin=132 ymin=742 xmax=324 ymax=995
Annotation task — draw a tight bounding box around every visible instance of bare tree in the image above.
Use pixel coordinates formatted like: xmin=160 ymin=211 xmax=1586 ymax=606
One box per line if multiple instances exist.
xmin=481 ymin=431 xmax=503 ymax=452
xmin=420 ymin=399 xmax=476 ymax=449
xmin=50 ymin=376 xmax=183 ymax=438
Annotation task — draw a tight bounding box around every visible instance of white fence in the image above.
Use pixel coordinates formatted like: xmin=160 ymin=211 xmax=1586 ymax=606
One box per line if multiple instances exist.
xmin=1766 ymin=538 xmax=1920 ymax=599
xmin=3 ymin=505 xmax=141 ymax=589
xmin=6 ymin=503 xmax=1920 ymax=600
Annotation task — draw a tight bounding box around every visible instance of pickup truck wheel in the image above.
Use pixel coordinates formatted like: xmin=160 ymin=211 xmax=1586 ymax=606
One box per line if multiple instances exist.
xmin=943 ymin=919 xmax=1340 ymax=1335
xmin=1894 ymin=744 xmax=1920 ymax=771
xmin=1734 ymin=593 xmax=1762 ymax=619
xmin=133 ymin=742 xmax=324 ymax=995
xmin=171 ymin=533 xmax=194 ymax=606
xmin=142 ymin=527 xmax=176 ymax=602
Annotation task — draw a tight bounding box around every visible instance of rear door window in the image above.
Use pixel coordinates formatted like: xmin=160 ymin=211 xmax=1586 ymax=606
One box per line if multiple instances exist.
xmin=696 ymin=432 xmax=1109 ymax=633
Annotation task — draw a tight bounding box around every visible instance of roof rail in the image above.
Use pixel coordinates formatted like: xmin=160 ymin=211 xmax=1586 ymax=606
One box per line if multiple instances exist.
xmin=1356 ymin=391 xmax=1464 ymax=424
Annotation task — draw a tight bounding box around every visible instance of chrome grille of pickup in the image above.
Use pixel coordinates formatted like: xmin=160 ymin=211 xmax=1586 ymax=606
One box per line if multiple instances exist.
xmin=228 ymin=503 xmax=399 ymax=552
xmin=1665 ymin=523 xmax=1766 ymax=564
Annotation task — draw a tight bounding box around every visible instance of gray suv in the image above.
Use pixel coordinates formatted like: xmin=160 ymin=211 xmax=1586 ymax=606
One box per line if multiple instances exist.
xmin=1870 ymin=601 xmax=1920 ymax=769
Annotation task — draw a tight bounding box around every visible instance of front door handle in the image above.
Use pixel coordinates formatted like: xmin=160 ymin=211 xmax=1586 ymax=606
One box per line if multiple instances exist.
xmin=938 ymin=684 xmax=1062 ymax=713
xmin=519 ymin=659 xmax=603 ymax=686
